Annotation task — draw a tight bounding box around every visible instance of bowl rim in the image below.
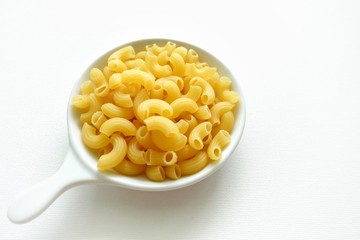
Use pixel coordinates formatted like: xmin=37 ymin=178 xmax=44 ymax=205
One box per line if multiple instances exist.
xmin=67 ymin=38 xmax=246 ymax=191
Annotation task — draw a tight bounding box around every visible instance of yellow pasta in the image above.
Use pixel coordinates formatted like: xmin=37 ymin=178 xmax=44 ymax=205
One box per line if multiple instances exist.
xmin=188 ymin=122 xmax=212 ymax=150
xmin=165 ymin=164 xmax=181 ymax=180
xmin=90 ymin=68 xmax=110 ymax=97
xmin=193 ymin=105 xmax=211 ymax=120
xmin=72 ymin=41 xmax=240 ymax=181
xmin=121 ymin=69 xmax=156 ymax=90
xmin=144 ymin=116 xmax=179 ymax=137
xmin=151 ymin=130 xmax=187 ymax=152
xmin=170 ymin=98 xmax=199 ymax=118
xmin=169 ymin=52 xmax=185 ymax=77
xmin=210 ymin=102 xmax=234 ymax=126
xmin=183 ymin=85 xmax=202 ymax=102
xmin=145 ymin=149 xmax=178 ymax=166
xmin=91 ymin=111 xmax=107 ymax=129
xmin=100 ymin=117 xmax=137 ymax=137
xmin=80 ymin=80 xmax=95 ymax=95
xmin=145 ymin=166 xmax=165 ymax=182
xmin=145 ymin=51 xmax=172 ymax=78
xmin=98 ymin=134 xmax=127 ymax=170
xmin=175 ymin=144 xmax=199 ymax=161
xmin=72 ymin=95 xmax=90 ymax=110
xmin=186 ymin=49 xmax=199 ymax=63
xmin=101 ymin=103 xmax=134 ymax=120
xmin=212 ymin=111 xmax=235 ymax=136
xmin=80 ymin=93 xmax=102 ymax=123
xmin=136 ymin=126 xmax=161 ymax=150
xmin=189 ymin=77 xmax=215 ymax=105
xmin=176 ymin=119 xmax=189 ymax=134
xmin=162 ymin=81 xmax=182 ymax=103
xmin=113 ymin=91 xmax=133 ymax=108
xmin=81 ymin=123 xmax=110 ymax=149
xmin=114 ymin=159 xmax=145 ymax=176
xmin=185 ymin=63 xmax=217 ymax=81
xmin=178 ymin=151 xmax=209 ymax=176
xmin=137 ymin=99 xmax=173 ymax=121
xmin=108 ymin=46 xmax=135 ymax=62
xmin=127 ymin=137 xmax=146 ymax=164
xmin=207 ymin=130 xmax=231 ymax=160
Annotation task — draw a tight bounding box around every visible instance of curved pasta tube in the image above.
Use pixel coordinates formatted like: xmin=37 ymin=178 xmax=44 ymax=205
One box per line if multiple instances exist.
xmin=156 ymin=76 xmax=184 ymax=91
xmin=125 ymin=58 xmax=146 ymax=70
xmin=185 ymin=49 xmax=199 ymax=63
xmin=176 ymin=144 xmax=199 ymax=161
xmin=173 ymin=46 xmax=187 ymax=59
xmin=100 ymin=117 xmax=137 ymax=137
xmin=178 ymin=151 xmax=209 ymax=176
xmin=91 ymin=111 xmax=107 ymax=129
xmin=108 ymin=46 xmax=135 ymax=62
xmin=188 ymin=122 xmax=212 ymax=150
xmin=108 ymin=59 xmax=127 ymax=73
xmin=183 ymin=114 xmax=198 ymax=136
xmin=101 ymin=103 xmax=134 ymax=120
xmin=189 ymin=77 xmax=215 ymax=105
xmin=80 ymin=80 xmax=95 ymax=95
xmin=81 ymin=123 xmax=110 ymax=149
xmin=145 ymin=166 xmax=165 ymax=182
xmin=165 ymin=164 xmax=181 ymax=180
xmin=137 ymin=99 xmax=173 ymax=121
xmin=135 ymin=126 xmax=161 ymax=150
xmin=176 ymin=119 xmax=189 ymax=134
xmin=169 ymin=52 xmax=185 ymax=77
xmin=193 ymin=105 xmax=211 ymax=120
xmin=113 ymin=90 xmax=133 ymax=108
xmin=108 ymin=73 xmax=124 ymax=90
xmin=151 ymin=130 xmax=187 ymax=152
xmin=162 ymin=81 xmax=181 ymax=103
xmin=210 ymin=102 xmax=234 ymax=126
xmin=170 ymin=98 xmax=199 ymax=118
xmin=145 ymin=52 xmax=172 ymax=78
xmin=133 ymin=89 xmax=150 ymax=112
xmin=80 ymin=94 xmax=102 ymax=123
xmin=213 ymin=76 xmax=240 ymax=104
xmin=144 ymin=116 xmax=179 ymax=137
xmin=121 ymin=69 xmax=156 ymax=90
xmin=157 ymin=51 xmax=169 ymax=65
xmin=212 ymin=111 xmax=235 ymax=136
xmin=207 ymin=130 xmax=231 ymax=160
xmin=185 ymin=63 xmax=217 ymax=81
xmin=183 ymin=85 xmax=202 ymax=102
xmin=90 ymin=68 xmax=110 ymax=97
xmin=127 ymin=137 xmax=146 ymax=164
xmin=102 ymin=66 xmax=114 ymax=80
xmin=114 ymin=159 xmax=145 ymax=176
xmin=72 ymin=95 xmax=90 ymax=110
xmin=98 ymin=134 xmax=127 ymax=170
xmin=145 ymin=149 xmax=178 ymax=166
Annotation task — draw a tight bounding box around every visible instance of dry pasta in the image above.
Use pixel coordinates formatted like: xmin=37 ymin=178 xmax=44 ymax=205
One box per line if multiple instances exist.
xmin=72 ymin=41 xmax=240 ymax=181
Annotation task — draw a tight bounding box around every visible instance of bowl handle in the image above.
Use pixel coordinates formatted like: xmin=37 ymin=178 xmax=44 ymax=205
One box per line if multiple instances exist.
xmin=7 ymin=147 xmax=101 ymax=224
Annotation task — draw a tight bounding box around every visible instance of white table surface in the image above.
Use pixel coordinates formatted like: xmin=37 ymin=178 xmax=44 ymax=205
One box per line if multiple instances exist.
xmin=1 ymin=0 xmax=360 ymax=239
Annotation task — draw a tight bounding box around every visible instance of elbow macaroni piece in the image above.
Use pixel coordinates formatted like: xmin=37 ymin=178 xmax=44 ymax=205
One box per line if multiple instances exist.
xmin=207 ymin=130 xmax=231 ymax=160
xmin=188 ymin=122 xmax=212 ymax=150
xmin=98 ymin=134 xmax=127 ymax=170
xmin=72 ymin=41 xmax=240 ymax=181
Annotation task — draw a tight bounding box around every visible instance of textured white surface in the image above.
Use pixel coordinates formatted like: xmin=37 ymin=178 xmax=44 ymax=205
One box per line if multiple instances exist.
xmin=1 ymin=0 xmax=360 ymax=239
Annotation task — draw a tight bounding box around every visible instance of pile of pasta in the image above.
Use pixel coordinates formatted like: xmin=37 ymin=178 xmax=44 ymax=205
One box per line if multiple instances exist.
xmin=72 ymin=41 xmax=239 ymax=181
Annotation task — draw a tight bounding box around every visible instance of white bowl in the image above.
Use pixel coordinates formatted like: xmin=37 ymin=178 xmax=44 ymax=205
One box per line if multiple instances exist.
xmin=8 ymin=38 xmax=246 ymax=224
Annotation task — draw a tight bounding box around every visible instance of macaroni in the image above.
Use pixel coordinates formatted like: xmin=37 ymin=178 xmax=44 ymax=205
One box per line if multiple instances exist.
xmin=72 ymin=41 xmax=240 ymax=181
xmin=207 ymin=130 xmax=231 ymax=160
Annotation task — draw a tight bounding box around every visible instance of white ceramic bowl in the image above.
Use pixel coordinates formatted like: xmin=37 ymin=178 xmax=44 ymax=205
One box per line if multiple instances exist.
xmin=8 ymin=38 xmax=246 ymax=224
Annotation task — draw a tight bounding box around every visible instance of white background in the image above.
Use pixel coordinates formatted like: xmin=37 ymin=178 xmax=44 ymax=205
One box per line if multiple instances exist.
xmin=1 ymin=0 xmax=360 ymax=239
